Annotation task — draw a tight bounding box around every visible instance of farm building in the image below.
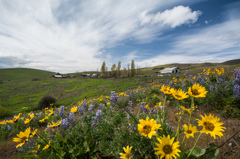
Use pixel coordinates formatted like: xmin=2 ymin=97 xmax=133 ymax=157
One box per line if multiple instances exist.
xmin=52 ymin=73 xmax=63 ymax=78
xmin=159 ymin=67 xmax=181 ymax=73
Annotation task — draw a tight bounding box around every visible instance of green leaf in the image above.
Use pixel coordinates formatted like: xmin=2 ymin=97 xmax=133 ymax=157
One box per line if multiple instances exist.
xmin=12 ymin=152 xmax=35 ymax=158
xmin=200 ymin=142 xmax=219 ymax=159
xmin=191 ymin=146 xmax=206 ymax=157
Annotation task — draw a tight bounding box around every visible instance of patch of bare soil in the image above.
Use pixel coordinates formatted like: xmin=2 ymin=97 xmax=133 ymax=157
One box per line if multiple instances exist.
xmin=166 ymin=105 xmax=240 ymax=159
xmin=0 ymin=138 xmax=20 ymax=159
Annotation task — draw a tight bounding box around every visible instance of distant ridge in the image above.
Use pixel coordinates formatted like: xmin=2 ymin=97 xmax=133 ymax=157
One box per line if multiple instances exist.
xmin=221 ymin=59 xmax=240 ymax=65
xmin=0 ymin=68 xmax=54 ymax=81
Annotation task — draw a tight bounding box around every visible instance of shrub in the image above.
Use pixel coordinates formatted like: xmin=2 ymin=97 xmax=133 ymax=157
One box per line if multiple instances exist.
xmin=0 ymin=105 xmax=11 ymax=118
xmin=32 ymin=78 xmax=40 ymax=81
xmin=38 ymin=95 xmax=57 ymax=110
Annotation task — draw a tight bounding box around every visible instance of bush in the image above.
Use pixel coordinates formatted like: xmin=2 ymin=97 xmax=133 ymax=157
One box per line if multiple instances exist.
xmin=38 ymin=95 xmax=57 ymax=110
xmin=32 ymin=78 xmax=40 ymax=81
xmin=0 ymin=105 xmax=11 ymax=118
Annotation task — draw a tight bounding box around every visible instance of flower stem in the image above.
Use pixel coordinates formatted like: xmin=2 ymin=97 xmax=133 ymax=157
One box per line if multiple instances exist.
xmin=186 ymin=133 xmax=202 ymax=159
xmin=35 ymin=133 xmax=63 ymax=159
xmin=162 ymin=95 xmax=167 ymax=124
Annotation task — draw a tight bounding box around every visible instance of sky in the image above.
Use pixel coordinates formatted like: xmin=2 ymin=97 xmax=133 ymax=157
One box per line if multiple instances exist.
xmin=0 ymin=0 xmax=239 ymax=73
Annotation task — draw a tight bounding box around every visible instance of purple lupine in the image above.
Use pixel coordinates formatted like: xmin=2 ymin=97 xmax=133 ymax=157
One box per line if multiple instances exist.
xmin=234 ymin=68 xmax=240 ymax=80
xmin=219 ymin=78 xmax=224 ymax=82
xmin=69 ymin=112 xmax=75 ymax=124
xmin=91 ymin=117 xmax=97 ymax=126
xmin=182 ymin=82 xmax=185 ymax=91
xmin=96 ymin=110 xmax=102 ymax=120
xmin=209 ymin=85 xmax=214 ymax=92
xmin=99 ymin=104 xmax=105 ymax=110
xmin=61 ymin=118 xmax=69 ymax=129
xmin=170 ymin=81 xmax=174 ymax=88
xmin=129 ymin=101 xmax=134 ymax=108
xmin=89 ymin=104 xmax=95 ymax=113
xmin=7 ymin=125 xmax=12 ymax=132
xmin=42 ymin=108 xmax=45 ymax=113
xmin=189 ymin=75 xmax=193 ymax=81
xmin=234 ymin=84 xmax=240 ymax=98
xmin=185 ymin=70 xmax=188 ymax=76
xmin=130 ymin=90 xmax=133 ymax=95
xmin=200 ymin=78 xmax=205 ymax=86
xmin=55 ymin=108 xmax=58 ymax=113
xmin=150 ymin=108 xmax=156 ymax=114
xmin=78 ymin=105 xmax=84 ymax=115
xmin=59 ymin=106 xmax=64 ymax=116
xmin=176 ymin=75 xmax=179 ymax=80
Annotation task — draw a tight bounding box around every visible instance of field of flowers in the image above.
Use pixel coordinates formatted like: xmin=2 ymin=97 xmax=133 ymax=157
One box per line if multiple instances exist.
xmin=0 ymin=67 xmax=240 ymax=159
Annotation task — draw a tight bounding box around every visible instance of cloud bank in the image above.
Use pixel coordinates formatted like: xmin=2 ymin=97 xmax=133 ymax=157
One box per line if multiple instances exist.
xmin=0 ymin=0 xmax=202 ymax=73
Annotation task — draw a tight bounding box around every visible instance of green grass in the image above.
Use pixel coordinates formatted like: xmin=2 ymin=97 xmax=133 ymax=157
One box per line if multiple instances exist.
xmin=0 ymin=68 xmax=54 ymax=81
xmin=0 ymin=62 xmax=239 ymax=118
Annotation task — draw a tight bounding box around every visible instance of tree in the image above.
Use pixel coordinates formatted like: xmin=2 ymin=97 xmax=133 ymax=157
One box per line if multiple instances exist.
xmin=127 ymin=63 xmax=130 ymax=77
xmin=117 ymin=61 xmax=121 ymax=77
xmin=131 ymin=59 xmax=135 ymax=77
xmin=101 ymin=61 xmax=106 ymax=76
xmin=105 ymin=66 xmax=108 ymax=77
xmin=111 ymin=64 xmax=116 ymax=77
xmin=122 ymin=67 xmax=127 ymax=77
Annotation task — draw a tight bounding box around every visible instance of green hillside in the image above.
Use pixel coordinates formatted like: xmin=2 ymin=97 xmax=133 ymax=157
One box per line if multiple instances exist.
xmin=0 ymin=68 xmax=54 ymax=81
xmin=222 ymin=59 xmax=240 ymax=65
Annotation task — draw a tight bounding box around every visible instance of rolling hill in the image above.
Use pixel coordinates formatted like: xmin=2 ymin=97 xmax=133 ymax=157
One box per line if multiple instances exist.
xmin=0 ymin=68 xmax=54 ymax=81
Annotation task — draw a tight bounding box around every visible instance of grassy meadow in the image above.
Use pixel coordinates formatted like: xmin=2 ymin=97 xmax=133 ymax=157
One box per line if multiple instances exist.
xmin=0 ymin=61 xmax=240 ymax=159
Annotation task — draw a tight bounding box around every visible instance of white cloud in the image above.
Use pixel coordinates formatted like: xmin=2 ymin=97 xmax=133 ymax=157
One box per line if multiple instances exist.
xmin=0 ymin=0 xmax=201 ymax=73
xmin=140 ymin=6 xmax=201 ymax=28
xmin=136 ymin=19 xmax=240 ymax=67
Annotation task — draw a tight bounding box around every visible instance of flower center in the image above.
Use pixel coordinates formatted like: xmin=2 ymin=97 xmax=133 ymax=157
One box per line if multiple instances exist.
xmin=21 ymin=136 xmax=28 ymax=142
xmin=192 ymin=89 xmax=200 ymax=95
xmin=125 ymin=153 xmax=131 ymax=158
xmin=186 ymin=130 xmax=192 ymax=134
xmin=143 ymin=125 xmax=151 ymax=134
xmin=175 ymin=95 xmax=182 ymax=98
xmin=163 ymin=145 xmax=172 ymax=154
xmin=204 ymin=122 xmax=215 ymax=131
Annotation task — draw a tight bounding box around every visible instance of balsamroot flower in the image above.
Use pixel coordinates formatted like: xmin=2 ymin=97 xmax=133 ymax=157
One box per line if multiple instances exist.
xmin=182 ymin=124 xmax=198 ymax=139
xmin=171 ymin=89 xmax=189 ymax=100
xmin=197 ymin=114 xmax=226 ymax=139
xmin=70 ymin=106 xmax=78 ymax=113
xmin=160 ymin=85 xmax=173 ymax=95
xmin=154 ymin=135 xmax=181 ymax=159
xmin=188 ymin=83 xmax=208 ymax=98
xmin=13 ymin=127 xmax=31 ymax=148
xmin=42 ymin=141 xmax=50 ymax=151
xmin=47 ymin=121 xmax=61 ymax=128
xmin=120 ymin=146 xmax=132 ymax=159
xmin=138 ymin=116 xmax=162 ymax=138
xmin=180 ymin=106 xmax=191 ymax=114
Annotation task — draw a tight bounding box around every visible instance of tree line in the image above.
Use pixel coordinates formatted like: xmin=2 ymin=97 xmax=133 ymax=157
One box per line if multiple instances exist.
xmin=100 ymin=59 xmax=142 ymax=78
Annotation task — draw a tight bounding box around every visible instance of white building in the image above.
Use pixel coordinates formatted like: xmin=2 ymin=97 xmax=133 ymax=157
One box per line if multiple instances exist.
xmin=159 ymin=67 xmax=181 ymax=73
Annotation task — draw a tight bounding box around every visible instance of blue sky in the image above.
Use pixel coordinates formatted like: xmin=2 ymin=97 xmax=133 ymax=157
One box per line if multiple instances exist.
xmin=0 ymin=0 xmax=239 ymax=73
